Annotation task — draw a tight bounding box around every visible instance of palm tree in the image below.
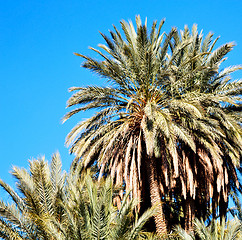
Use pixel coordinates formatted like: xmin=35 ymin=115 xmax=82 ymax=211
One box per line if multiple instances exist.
xmin=167 ymin=24 xmax=242 ymax=231
xmin=0 ymin=153 xmax=155 ymax=239
xmin=64 ymin=16 xmax=242 ymax=234
xmin=65 ymin=172 xmax=157 ymax=240
xmin=175 ymin=217 xmax=242 ymax=240
xmin=0 ymin=153 xmax=66 ymax=239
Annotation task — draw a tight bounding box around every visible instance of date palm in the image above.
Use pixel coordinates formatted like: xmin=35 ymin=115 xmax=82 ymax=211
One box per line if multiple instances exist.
xmin=0 ymin=153 xmax=66 ymax=239
xmin=175 ymin=217 xmax=242 ymax=240
xmin=0 ymin=153 xmax=155 ymax=239
xmin=64 ymin=16 xmax=242 ymax=234
xmin=167 ymin=24 xmax=242 ymax=231
xmin=61 ymin=164 xmax=157 ymax=240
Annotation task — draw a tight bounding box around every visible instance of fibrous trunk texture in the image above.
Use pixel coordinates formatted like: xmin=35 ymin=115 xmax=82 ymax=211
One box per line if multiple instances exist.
xmin=184 ymin=196 xmax=195 ymax=232
xmin=145 ymin=155 xmax=167 ymax=235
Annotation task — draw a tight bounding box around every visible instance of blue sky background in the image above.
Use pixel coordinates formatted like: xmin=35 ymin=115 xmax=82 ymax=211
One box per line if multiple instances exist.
xmin=0 ymin=0 xmax=242 ymax=201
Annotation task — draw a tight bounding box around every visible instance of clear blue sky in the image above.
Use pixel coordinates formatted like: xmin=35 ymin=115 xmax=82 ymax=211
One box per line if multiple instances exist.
xmin=0 ymin=0 xmax=242 ymax=199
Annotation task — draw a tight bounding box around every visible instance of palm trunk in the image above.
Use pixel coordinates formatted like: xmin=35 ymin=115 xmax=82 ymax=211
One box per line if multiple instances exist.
xmin=212 ymin=190 xmax=218 ymax=219
xmin=184 ymin=196 xmax=195 ymax=232
xmin=219 ymin=196 xmax=228 ymax=224
xmin=145 ymin=155 xmax=167 ymax=235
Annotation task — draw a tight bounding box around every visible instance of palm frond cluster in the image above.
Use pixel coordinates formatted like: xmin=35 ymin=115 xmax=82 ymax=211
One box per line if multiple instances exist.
xmin=0 ymin=153 xmax=156 ymax=239
xmin=64 ymin=16 xmax=242 ymax=233
xmin=175 ymin=217 xmax=242 ymax=240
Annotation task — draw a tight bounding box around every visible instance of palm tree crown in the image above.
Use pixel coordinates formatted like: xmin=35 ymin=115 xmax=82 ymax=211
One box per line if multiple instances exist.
xmin=64 ymin=16 xmax=242 ymax=234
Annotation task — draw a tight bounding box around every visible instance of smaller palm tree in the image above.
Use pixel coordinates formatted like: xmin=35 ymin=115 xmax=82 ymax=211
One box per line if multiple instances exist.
xmin=0 ymin=153 xmax=66 ymax=239
xmin=0 ymin=153 xmax=156 ymax=239
xmin=65 ymin=172 xmax=157 ymax=240
xmin=174 ymin=217 xmax=242 ymax=240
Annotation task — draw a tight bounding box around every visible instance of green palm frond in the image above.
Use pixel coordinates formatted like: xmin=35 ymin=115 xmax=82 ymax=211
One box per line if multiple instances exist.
xmin=175 ymin=218 xmax=242 ymax=240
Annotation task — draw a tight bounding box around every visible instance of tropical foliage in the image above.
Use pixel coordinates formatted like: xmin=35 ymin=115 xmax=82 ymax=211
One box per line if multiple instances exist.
xmin=64 ymin=16 xmax=242 ymax=234
xmin=0 ymin=153 xmax=156 ymax=239
xmin=175 ymin=217 xmax=242 ymax=240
